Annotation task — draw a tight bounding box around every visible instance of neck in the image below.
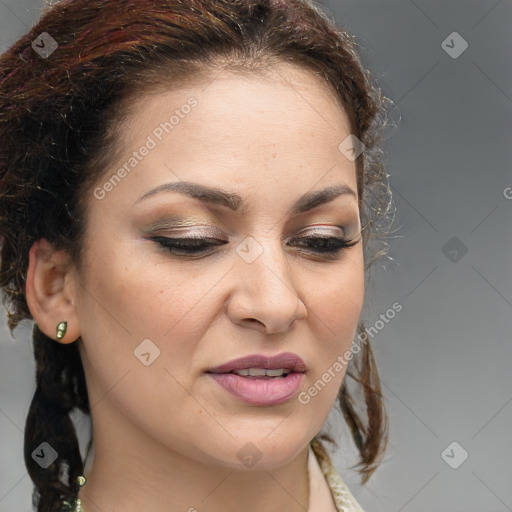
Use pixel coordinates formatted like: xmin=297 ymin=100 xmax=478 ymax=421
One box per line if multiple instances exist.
xmin=78 ymin=408 xmax=311 ymax=512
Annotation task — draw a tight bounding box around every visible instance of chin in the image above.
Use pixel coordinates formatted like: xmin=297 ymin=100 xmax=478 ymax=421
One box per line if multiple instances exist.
xmin=201 ymin=426 xmax=313 ymax=471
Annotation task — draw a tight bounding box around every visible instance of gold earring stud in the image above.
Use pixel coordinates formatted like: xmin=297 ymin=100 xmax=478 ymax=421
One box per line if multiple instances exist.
xmin=56 ymin=321 xmax=67 ymax=340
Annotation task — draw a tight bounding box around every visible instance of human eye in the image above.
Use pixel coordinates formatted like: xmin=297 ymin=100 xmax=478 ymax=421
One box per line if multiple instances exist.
xmin=144 ymin=226 xmax=360 ymax=259
xmin=146 ymin=235 xmax=227 ymax=255
xmin=286 ymin=231 xmax=360 ymax=260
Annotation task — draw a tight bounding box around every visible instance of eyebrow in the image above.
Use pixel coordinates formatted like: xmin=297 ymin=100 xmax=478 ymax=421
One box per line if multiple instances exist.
xmin=135 ymin=181 xmax=357 ymax=215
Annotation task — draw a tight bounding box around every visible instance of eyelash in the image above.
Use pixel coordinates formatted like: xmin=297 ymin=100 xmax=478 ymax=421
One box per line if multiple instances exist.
xmin=146 ymin=234 xmax=359 ymax=259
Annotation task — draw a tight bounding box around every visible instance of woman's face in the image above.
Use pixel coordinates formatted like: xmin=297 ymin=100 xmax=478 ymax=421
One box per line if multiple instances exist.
xmin=72 ymin=63 xmax=364 ymax=470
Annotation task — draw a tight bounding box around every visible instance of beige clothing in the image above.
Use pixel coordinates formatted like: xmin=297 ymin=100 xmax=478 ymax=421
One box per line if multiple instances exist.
xmin=309 ymin=438 xmax=366 ymax=512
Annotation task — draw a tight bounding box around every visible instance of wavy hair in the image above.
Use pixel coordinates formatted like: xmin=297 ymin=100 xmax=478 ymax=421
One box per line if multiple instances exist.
xmin=0 ymin=0 xmax=394 ymax=510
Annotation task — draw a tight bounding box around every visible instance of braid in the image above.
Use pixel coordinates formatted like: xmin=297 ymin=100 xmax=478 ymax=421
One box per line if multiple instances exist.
xmin=23 ymin=324 xmax=90 ymax=512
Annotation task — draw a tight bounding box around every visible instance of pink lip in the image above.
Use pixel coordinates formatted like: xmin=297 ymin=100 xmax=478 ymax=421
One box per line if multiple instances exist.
xmin=206 ymin=352 xmax=306 ymax=406
xmin=208 ymin=373 xmax=305 ymax=405
xmin=207 ymin=352 xmax=307 ymax=373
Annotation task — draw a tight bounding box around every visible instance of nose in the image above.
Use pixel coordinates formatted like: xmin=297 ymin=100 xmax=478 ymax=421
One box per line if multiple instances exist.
xmin=225 ymin=236 xmax=307 ymax=335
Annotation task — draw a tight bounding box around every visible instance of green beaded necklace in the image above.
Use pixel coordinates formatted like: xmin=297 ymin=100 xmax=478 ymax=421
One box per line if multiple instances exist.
xmin=61 ymin=437 xmax=92 ymax=511
xmin=61 ymin=475 xmax=86 ymax=512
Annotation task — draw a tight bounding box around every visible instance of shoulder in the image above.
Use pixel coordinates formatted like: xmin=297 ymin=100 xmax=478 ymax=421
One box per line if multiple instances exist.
xmin=310 ymin=437 xmax=367 ymax=512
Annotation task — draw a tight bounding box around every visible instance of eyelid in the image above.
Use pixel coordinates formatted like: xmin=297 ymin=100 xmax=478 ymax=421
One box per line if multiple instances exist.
xmin=144 ymin=225 xmax=224 ymax=238
xmin=151 ymin=227 xmax=348 ymax=241
xmin=143 ymin=219 xmax=354 ymax=238
xmin=145 ymin=225 xmax=352 ymax=240
xmin=141 ymin=217 xmax=217 ymax=232
xmin=287 ymin=225 xmax=346 ymax=239
xmin=296 ymin=225 xmax=345 ymax=234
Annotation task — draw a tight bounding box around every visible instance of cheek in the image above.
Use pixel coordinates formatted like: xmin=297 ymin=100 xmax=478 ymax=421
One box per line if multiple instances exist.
xmin=300 ymin=250 xmax=364 ymax=403
xmin=75 ymin=249 xmax=222 ymax=401
xmin=74 ymin=253 xmax=206 ymax=420
xmin=79 ymin=244 xmax=208 ymax=339
xmin=308 ymin=250 xmax=365 ymax=344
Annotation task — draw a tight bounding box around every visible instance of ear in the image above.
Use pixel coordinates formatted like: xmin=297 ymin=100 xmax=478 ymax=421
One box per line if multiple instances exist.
xmin=26 ymin=238 xmax=81 ymax=344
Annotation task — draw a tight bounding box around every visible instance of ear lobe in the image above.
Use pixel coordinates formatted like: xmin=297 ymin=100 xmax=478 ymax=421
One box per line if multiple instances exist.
xmin=26 ymin=238 xmax=81 ymax=344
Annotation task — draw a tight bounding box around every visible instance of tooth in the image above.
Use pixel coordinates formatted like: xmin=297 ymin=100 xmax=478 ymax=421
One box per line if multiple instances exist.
xmin=248 ymin=368 xmax=267 ymax=376
xmin=233 ymin=368 xmax=290 ymax=377
xmin=266 ymin=369 xmax=285 ymax=377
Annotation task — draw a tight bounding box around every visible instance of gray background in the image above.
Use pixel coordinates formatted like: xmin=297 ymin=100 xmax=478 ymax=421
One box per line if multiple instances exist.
xmin=1 ymin=1 xmax=511 ymax=511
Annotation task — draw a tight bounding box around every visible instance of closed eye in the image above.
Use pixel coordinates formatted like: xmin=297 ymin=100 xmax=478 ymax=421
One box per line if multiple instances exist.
xmin=145 ymin=235 xmax=360 ymax=260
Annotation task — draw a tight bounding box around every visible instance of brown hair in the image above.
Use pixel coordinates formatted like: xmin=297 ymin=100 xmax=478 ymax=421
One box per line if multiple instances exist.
xmin=0 ymin=0 xmax=393 ymax=510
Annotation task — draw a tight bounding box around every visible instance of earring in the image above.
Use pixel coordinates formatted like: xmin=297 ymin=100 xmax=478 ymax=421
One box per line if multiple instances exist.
xmin=56 ymin=321 xmax=67 ymax=340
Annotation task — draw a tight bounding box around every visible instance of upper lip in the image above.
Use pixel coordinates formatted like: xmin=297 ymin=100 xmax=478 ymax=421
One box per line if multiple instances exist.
xmin=207 ymin=352 xmax=307 ymax=374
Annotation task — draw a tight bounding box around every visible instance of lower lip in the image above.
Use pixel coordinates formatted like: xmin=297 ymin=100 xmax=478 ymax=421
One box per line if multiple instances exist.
xmin=208 ymin=372 xmax=305 ymax=406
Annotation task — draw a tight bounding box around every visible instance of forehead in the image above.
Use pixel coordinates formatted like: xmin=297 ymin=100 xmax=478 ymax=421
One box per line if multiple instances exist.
xmin=120 ymin=62 xmax=352 ymax=146
xmin=86 ymin=62 xmax=358 ymax=217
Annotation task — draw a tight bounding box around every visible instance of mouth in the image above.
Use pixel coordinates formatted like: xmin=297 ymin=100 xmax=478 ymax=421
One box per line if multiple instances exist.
xmin=206 ymin=351 xmax=307 ymax=375
xmin=206 ymin=352 xmax=306 ymax=405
